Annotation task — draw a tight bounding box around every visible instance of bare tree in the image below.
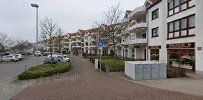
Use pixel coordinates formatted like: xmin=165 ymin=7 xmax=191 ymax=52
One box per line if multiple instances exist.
xmin=11 ymin=40 xmax=33 ymax=53
xmin=40 ymin=17 xmax=59 ymax=64
xmin=0 ymin=33 xmax=15 ymax=61
xmin=99 ymin=3 xmax=123 ymax=63
xmin=55 ymin=28 xmax=63 ymax=53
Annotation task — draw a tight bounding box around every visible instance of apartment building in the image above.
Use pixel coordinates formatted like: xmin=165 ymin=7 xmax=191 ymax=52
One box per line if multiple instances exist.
xmin=67 ymin=29 xmax=100 ymax=56
xmin=61 ymin=34 xmax=71 ymax=54
xmin=116 ymin=0 xmax=203 ymax=74
xmin=119 ymin=7 xmax=147 ymax=60
xmin=146 ymin=0 xmax=203 ymax=74
xmin=62 ymin=0 xmax=203 ymax=74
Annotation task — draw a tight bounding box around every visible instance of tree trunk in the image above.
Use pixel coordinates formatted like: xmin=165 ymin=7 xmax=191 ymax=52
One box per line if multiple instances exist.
xmin=50 ymin=33 xmax=53 ymax=66
xmin=112 ymin=32 xmax=117 ymax=67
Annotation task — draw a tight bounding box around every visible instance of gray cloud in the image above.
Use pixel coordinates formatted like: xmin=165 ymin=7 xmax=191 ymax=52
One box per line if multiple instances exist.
xmin=0 ymin=0 xmax=145 ymax=42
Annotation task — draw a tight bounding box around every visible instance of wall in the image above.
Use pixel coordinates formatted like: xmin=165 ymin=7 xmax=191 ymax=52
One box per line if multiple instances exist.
xmin=195 ymin=0 xmax=203 ymax=74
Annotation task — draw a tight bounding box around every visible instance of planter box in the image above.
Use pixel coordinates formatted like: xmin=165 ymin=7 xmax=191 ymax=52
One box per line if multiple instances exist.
xmin=125 ymin=61 xmax=167 ymax=80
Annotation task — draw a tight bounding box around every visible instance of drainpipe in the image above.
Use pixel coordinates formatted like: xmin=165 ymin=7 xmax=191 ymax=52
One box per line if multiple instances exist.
xmin=146 ymin=10 xmax=149 ymax=61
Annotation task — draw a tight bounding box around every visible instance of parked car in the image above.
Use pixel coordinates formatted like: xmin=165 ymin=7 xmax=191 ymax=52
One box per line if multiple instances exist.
xmin=63 ymin=55 xmax=70 ymax=62
xmin=48 ymin=55 xmax=62 ymax=61
xmin=15 ymin=54 xmax=24 ymax=60
xmin=42 ymin=52 xmax=51 ymax=56
xmin=48 ymin=54 xmax=70 ymax=62
xmin=43 ymin=57 xmax=60 ymax=64
xmin=34 ymin=51 xmax=42 ymax=56
xmin=2 ymin=55 xmax=19 ymax=62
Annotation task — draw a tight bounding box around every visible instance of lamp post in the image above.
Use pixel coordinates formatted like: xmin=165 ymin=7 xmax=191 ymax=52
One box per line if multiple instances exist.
xmin=31 ymin=4 xmax=39 ymax=65
xmin=31 ymin=3 xmax=39 ymax=51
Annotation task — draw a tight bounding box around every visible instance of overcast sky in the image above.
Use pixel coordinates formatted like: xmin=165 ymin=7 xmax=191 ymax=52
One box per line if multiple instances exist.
xmin=0 ymin=0 xmax=145 ymax=42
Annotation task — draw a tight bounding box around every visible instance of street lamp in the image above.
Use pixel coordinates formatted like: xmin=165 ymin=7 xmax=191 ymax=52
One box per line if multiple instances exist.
xmin=31 ymin=3 xmax=39 ymax=65
xmin=31 ymin=3 xmax=39 ymax=51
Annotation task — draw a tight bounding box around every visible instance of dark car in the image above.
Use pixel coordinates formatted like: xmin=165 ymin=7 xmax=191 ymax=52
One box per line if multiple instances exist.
xmin=42 ymin=52 xmax=51 ymax=56
xmin=43 ymin=57 xmax=60 ymax=64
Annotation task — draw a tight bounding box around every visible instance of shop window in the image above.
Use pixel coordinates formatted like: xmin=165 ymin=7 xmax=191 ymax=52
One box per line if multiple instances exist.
xmin=168 ymin=49 xmax=195 ymax=70
xmin=150 ymin=49 xmax=159 ymax=61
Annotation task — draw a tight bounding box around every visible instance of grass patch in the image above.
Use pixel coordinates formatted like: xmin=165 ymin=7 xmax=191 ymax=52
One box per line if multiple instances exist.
xmin=102 ymin=59 xmax=125 ymax=72
xmin=18 ymin=62 xmax=71 ymax=80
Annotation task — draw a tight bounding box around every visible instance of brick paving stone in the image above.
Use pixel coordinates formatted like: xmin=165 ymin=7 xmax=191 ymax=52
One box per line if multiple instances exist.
xmin=11 ymin=55 xmax=203 ymax=100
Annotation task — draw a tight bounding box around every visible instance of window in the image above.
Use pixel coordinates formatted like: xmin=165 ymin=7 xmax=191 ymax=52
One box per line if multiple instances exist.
xmin=181 ymin=0 xmax=187 ymax=3
xmin=168 ymin=1 xmax=174 ymax=10
xmin=174 ymin=0 xmax=180 ymax=7
xmin=181 ymin=18 xmax=187 ymax=29
xmin=167 ymin=14 xmax=195 ymax=39
xmin=169 ymin=23 xmax=174 ymax=32
xmin=152 ymin=27 xmax=159 ymax=37
xmin=174 ymin=20 xmax=180 ymax=31
xmin=168 ymin=0 xmax=195 ymax=16
xmin=152 ymin=9 xmax=159 ymax=20
xmin=189 ymin=15 xmax=195 ymax=28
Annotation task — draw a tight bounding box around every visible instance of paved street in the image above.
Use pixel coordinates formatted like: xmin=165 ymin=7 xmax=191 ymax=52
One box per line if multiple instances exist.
xmin=0 ymin=56 xmax=45 ymax=84
xmin=0 ymin=56 xmax=46 ymax=100
xmin=12 ymin=55 xmax=203 ymax=100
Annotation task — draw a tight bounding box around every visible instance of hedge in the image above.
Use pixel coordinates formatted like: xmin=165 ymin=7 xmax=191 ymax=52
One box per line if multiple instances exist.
xmin=18 ymin=62 xmax=71 ymax=80
xmin=102 ymin=59 xmax=125 ymax=72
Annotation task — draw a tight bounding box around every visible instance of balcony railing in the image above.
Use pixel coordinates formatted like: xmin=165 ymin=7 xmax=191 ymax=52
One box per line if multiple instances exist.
xmin=128 ymin=22 xmax=147 ymax=32
xmin=76 ymin=40 xmax=81 ymax=42
xmin=129 ymin=38 xmax=147 ymax=44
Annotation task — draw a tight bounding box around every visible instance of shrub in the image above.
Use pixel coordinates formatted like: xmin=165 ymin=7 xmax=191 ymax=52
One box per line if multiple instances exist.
xmin=18 ymin=62 xmax=71 ymax=80
xmin=167 ymin=66 xmax=187 ymax=78
xmin=102 ymin=59 xmax=125 ymax=72
xmin=87 ymin=55 xmax=114 ymax=64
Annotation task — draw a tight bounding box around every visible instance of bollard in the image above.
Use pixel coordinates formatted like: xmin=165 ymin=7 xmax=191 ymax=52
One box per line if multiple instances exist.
xmin=24 ymin=65 xmax=27 ymax=71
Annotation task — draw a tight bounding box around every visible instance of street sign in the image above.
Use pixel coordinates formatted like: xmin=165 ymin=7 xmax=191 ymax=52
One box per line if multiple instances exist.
xmin=97 ymin=41 xmax=104 ymax=47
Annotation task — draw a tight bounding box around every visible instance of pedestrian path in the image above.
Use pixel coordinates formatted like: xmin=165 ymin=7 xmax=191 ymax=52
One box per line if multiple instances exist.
xmin=11 ymin=55 xmax=203 ymax=100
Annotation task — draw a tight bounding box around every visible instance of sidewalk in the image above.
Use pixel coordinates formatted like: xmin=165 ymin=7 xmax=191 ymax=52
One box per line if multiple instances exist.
xmin=109 ymin=72 xmax=203 ymax=96
xmin=11 ymin=56 xmax=203 ymax=100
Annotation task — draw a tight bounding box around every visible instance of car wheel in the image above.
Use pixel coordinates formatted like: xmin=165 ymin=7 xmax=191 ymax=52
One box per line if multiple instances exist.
xmin=11 ymin=59 xmax=14 ymax=62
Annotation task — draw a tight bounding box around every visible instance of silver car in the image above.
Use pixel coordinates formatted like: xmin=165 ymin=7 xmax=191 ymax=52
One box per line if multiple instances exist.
xmin=2 ymin=55 xmax=19 ymax=62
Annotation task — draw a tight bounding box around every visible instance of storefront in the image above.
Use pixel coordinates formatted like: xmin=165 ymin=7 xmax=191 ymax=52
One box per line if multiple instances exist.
xmin=149 ymin=46 xmax=161 ymax=61
xmin=167 ymin=42 xmax=195 ymax=71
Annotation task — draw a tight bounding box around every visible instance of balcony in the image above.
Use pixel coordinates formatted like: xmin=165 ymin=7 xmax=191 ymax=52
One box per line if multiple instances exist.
xmin=89 ymin=45 xmax=97 ymax=48
xmin=76 ymin=35 xmax=81 ymax=38
xmin=116 ymin=33 xmax=121 ymax=37
xmin=121 ymin=18 xmax=129 ymax=26
xmin=121 ymin=29 xmax=130 ymax=36
xmin=71 ymin=41 xmax=76 ymax=43
xmin=128 ymin=22 xmax=147 ymax=32
xmin=129 ymin=38 xmax=147 ymax=45
xmin=71 ymin=36 xmax=76 ymax=38
xmin=129 ymin=6 xmax=146 ymax=20
xmin=76 ymin=40 xmax=81 ymax=42
xmin=71 ymin=45 xmax=81 ymax=48
xmin=121 ymin=41 xmax=129 ymax=46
